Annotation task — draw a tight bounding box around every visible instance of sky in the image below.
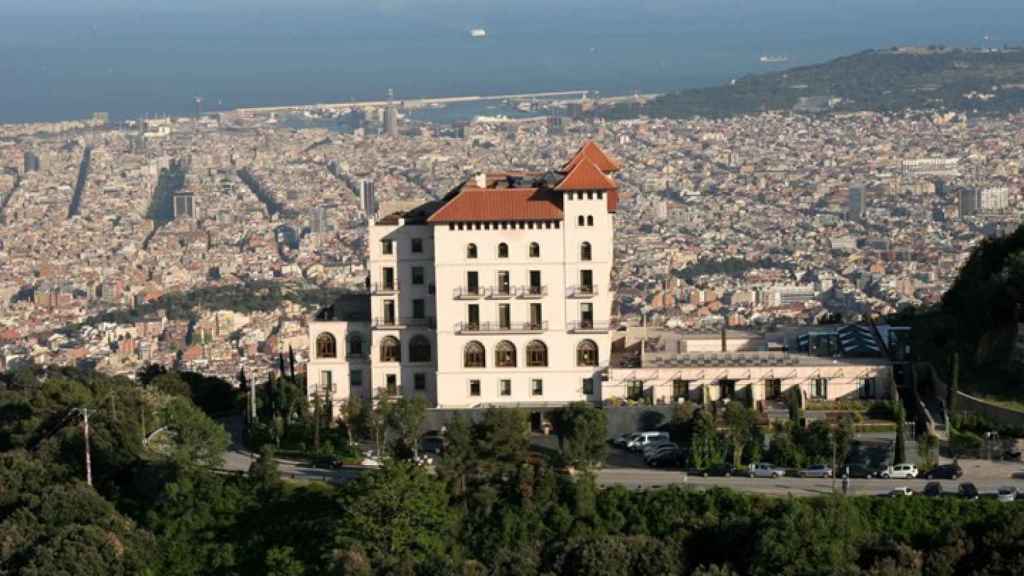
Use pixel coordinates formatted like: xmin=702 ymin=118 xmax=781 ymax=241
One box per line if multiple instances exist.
xmin=1 ymin=1 xmax=1021 ymax=123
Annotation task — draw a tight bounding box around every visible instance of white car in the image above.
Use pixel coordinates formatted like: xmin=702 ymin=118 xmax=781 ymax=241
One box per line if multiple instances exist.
xmin=627 ymin=431 xmax=670 ymax=452
xmin=880 ymin=463 xmax=918 ymax=479
xmin=997 ymin=487 xmax=1018 ymax=503
xmin=749 ymin=462 xmax=786 ymax=478
xmin=889 ymin=486 xmax=914 ymax=497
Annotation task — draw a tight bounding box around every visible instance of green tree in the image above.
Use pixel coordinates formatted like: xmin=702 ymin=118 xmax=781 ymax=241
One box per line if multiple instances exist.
xmin=474 ymin=408 xmax=530 ymax=476
xmin=333 ymin=463 xmax=454 ymax=571
xmin=437 ymin=413 xmax=474 ymax=498
xmin=265 ymin=546 xmax=305 ymax=576
xmin=150 ymin=396 xmax=230 ymax=468
xmin=386 ymin=396 xmax=428 ymax=460
xmin=249 ymin=444 xmax=280 ymax=491
xmin=894 ymin=402 xmax=907 ymax=463
xmin=723 ymin=402 xmax=756 ymax=468
xmin=689 ymin=410 xmax=723 ymax=470
xmin=555 ymin=402 xmax=608 ymax=470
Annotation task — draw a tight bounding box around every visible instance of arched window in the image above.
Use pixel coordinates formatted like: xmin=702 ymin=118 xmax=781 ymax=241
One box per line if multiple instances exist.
xmin=467 ymin=243 xmax=478 ymax=259
xmin=580 ymin=242 xmax=592 ymax=261
xmin=577 ymin=339 xmax=599 ymax=367
xmin=529 ymin=242 xmax=540 ymax=258
xmin=577 ymin=215 xmax=585 ymax=226
xmin=495 ymin=340 xmax=517 ymax=367
xmin=380 ymin=336 xmax=401 ymax=362
xmin=586 ymin=215 xmax=594 ymax=226
xmin=346 ymin=334 xmax=364 ymax=357
xmin=409 ymin=335 xmax=432 ymax=363
xmin=498 ymin=242 xmax=509 ymax=258
xmin=464 ymin=341 xmax=485 ymax=368
xmin=526 ymin=340 xmax=548 ymax=367
xmin=316 ymin=333 xmax=337 ymax=359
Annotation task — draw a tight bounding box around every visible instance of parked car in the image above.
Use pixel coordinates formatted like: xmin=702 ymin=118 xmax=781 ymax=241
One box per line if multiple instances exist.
xmin=642 ymin=439 xmax=677 ymax=459
xmin=689 ymin=463 xmax=737 ymax=477
xmin=643 ymin=442 xmax=680 ymax=463
xmin=997 ymin=486 xmax=1018 ymax=503
xmin=749 ymin=462 xmax=786 ymax=478
xmin=880 ymin=463 xmax=918 ymax=479
xmin=800 ymin=464 xmax=833 ymax=478
xmin=924 ymin=463 xmax=963 ymax=480
xmin=922 ymin=482 xmax=944 ymax=497
xmin=611 ymin=433 xmax=638 ymax=448
xmin=419 ymin=435 xmax=447 ymax=456
xmin=627 ymin=431 xmax=670 ymax=452
xmin=889 ymin=486 xmax=914 ymax=497
xmin=958 ymin=482 xmax=980 ymax=500
xmin=648 ymin=448 xmax=686 ymax=468
xmin=843 ymin=463 xmax=878 ymax=479
xmin=359 ymin=452 xmax=383 ymax=468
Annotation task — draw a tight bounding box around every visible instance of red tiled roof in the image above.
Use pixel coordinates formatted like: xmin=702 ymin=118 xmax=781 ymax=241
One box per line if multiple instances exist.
xmin=562 ymin=140 xmax=621 ymax=173
xmin=427 ymin=187 xmax=564 ymax=223
xmin=555 ymin=157 xmax=618 ymax=191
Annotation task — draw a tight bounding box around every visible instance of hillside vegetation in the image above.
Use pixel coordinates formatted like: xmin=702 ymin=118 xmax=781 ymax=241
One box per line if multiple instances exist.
xmin=616 ymin=48 xmax=1024 ymax=119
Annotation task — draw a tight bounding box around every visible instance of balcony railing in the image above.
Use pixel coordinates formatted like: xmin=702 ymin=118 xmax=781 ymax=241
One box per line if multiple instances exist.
xmin=567 ymin=284 xmax=598 ymax=298
xmin=516 ymin=285 xmax=547 ymax=298
xmin=455 ymin=321 xmax=548 ymax=334
xmin=401 ymin=316 xmax=436 ymax=328
xmin=485 ymin=286 xmax=515 ymax=299
xmin=372 ymin=317 xmax=400 ymax=328
xmin=372 ymin=282 xmax=399 ymax=294
xmin=568 ymin=321 xmax=611 ymax=333
xmin=453 ymin=287 xmax=482 ymax=300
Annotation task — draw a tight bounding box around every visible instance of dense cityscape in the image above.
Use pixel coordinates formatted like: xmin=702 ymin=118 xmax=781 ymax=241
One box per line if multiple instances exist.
xmin=1 ymin=104 xmax=1021 ymax=385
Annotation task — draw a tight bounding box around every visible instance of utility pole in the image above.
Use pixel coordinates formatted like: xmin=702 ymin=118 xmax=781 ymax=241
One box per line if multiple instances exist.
xmin=831 ymin=431 xmax=837 ymax=494
xmin=81 ymin=408 xmax=93 ymax=486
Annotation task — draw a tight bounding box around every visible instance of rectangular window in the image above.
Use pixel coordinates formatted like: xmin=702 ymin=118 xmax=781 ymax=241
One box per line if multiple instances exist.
xmin=529 ymin=270 xmax=541 ymax=294
xmin=386 ymin=374 xmax=398 ymax=396
xmin=530 ymin=303 xmax=542 ymax=328
xmin=672 ymin=379 xmax=689 ymax=402
xmin=500 ymin=379 xmax=512 ymax=396
xmin=814 ymin=378 xmax=829 ymax=399
xmin=580 ymin=269 xmax=594 ymax=292
xmin=412 ymin=299 xmax=425 ymax=319
xmin=497 ymin=271 xmax=510 ymax=295
xmin=350 ymin=369 xmax=362 ymax=387
xmin=469 ymin=379 xmax=481 ymax=397
xmin=383 ymin=267 xmax=395 ymax=290
xmin=411 ymin=266 xmax=424 ymax=285
xmin=383 ymin=300 xmax=396 ymax=325
xmin=321 ymin=370 xmax=333 ymax=391
xmin=498 ymin=304 xmax=511 ymax=329
xmin=581 ymin=302 xmax=594 ymax=328
xmin=861 ymin=377 xmax=876 ymax=399
xmin=627 ymin=380 xmax=643 ymax=401
xmin=411 ymin=238 xmax=423 ymax=253
xmin=381 ymin=240 xmax=393 ymax=255
xmin=468 ymin=304 xmax=480 ymax=328
xmin=531 ymin=379 xmax=543 ymax=396
xmin=414 ymin=373 xmax=426 ymax=391
xmin=467 ymin=271 xmax=479 ymax=294
xmin=583 ymin=377 xmax=595 ymax=395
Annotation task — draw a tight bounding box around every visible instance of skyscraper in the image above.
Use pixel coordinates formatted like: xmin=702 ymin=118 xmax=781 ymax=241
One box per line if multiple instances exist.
xmin=383 ymin=107 xmax=399 ymax=137
xmin=23 ymin=151 xmax=40 ymax=173
xmin=847 ymin=184 xmax=866 ymax=220
xmin=959 ymin=188 xmax=979 ymax=217
xmin=358 ymin=179 xmax=376 ymax=216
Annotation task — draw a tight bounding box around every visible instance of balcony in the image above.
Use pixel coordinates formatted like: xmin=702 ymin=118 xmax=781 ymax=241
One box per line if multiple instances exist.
xmin=516 ymin=285 xmax=547 ymax=299
xmin=484 ymin=286 xmax=515 ymax=299
xmin=401 ymin=316 xmax=436 ymax=329
xmin=567 ymin=284 xmax=598 ymax=298
xmin=372 ymin=282 xmax=399 ymax=295
xmin=453 ymin=287 xmax=482 ymax=300
xmin=568 ymin=321 xmax=611 ymax=333
xmin=455 ymin=321 xmax=548 ymax=334
xmin=372 ymin=317 xmax=400 ymax=329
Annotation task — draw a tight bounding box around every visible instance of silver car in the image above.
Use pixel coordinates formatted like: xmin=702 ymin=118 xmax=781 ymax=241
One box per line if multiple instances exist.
xmin=800 ymin=464 xmax=833 ymax=478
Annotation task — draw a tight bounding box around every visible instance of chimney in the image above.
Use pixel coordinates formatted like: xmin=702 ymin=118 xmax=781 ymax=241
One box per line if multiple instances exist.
xmin=473 ymin=173 xmax=487 ymax=188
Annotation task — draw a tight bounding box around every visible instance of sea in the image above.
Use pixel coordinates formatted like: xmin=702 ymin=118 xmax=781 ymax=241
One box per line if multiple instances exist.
xmin=0 ymin=0 xmax=1021 ymax=125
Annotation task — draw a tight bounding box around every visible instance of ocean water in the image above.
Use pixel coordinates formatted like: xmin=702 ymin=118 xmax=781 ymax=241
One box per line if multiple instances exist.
xmin=0 ymin=0 xmax=1021 ymax=124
